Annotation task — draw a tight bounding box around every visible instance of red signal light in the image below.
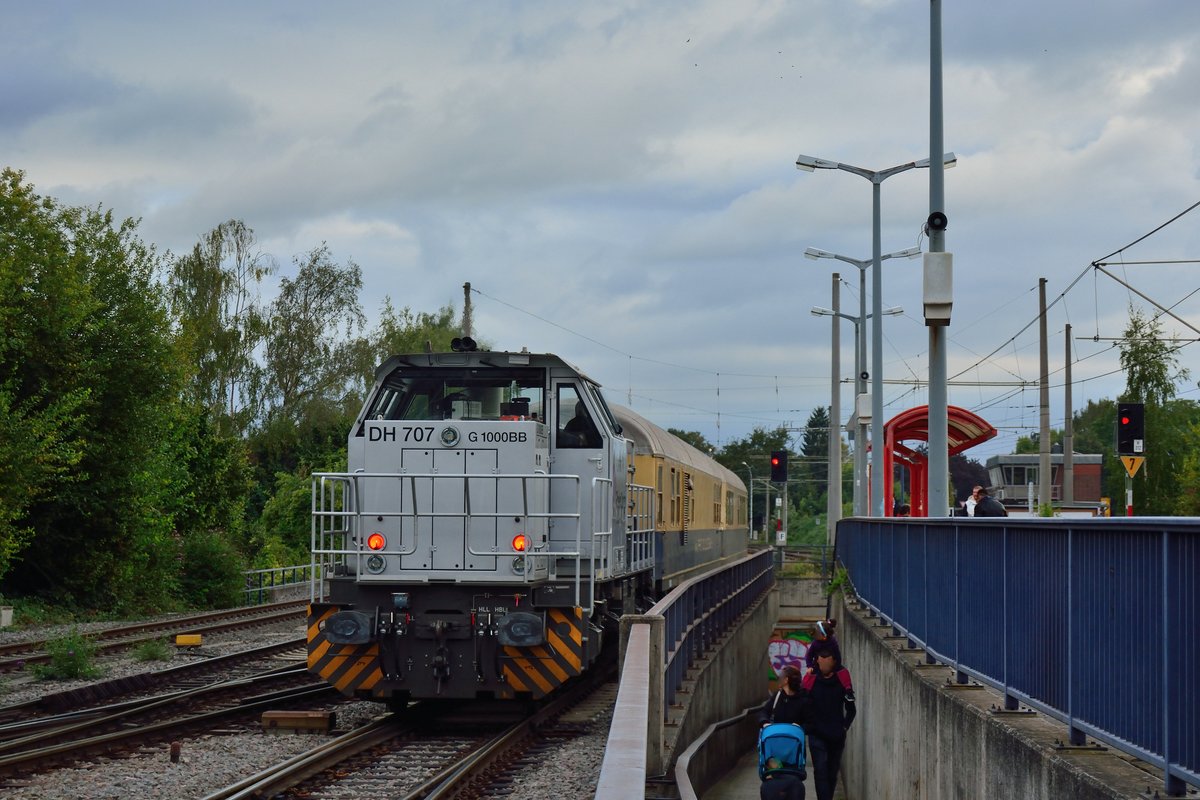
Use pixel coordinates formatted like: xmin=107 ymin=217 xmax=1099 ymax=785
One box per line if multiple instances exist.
xmin=1121 ymin=416 xmax=1130 ymax=425
xmin=367 ymin=532 xmax=386 ymax=551
xmin=512 ymin=534 xmax=528 ymax=552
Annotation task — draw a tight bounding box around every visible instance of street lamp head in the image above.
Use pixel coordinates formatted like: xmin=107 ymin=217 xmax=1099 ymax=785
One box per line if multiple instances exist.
xmin=882 ymin=306 xmax=904 ymax=316
xmin=804 ymin=247 xmax=833 ymax=260
xmin=796 ymin=154 xmax=839 ymax=171
xmin=810 ymin=306 xmax=834 ymax=317
xmin=891 ymin=246 xmax=923 ymax=260
xmin=914 ymin=152 xmax=957 ymax=170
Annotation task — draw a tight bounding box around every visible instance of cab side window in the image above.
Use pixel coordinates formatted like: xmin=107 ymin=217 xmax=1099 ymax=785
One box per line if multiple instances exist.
xmin=556 ymin=386 xmax=602 ymax=449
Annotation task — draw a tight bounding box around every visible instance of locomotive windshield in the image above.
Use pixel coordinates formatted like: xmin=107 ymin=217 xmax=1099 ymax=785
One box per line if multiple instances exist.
xmin=361 ymin=367 xmax=546 ymax=425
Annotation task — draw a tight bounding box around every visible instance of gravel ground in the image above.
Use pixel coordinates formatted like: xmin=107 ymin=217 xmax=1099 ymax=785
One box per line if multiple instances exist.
xmin=0 ymin=616 xmax=614 ymax=799
xmin=0 ymin=615 xmax=307 ymax=706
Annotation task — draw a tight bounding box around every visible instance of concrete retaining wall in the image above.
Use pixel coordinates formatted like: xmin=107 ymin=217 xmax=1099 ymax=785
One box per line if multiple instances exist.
xmin=666 ymin=587 xmax=779 ymax=791
xmin=777 ymin=577 xmax=828 ymax=621
xmin=837 ymin=592 xmax=1154 ymax=799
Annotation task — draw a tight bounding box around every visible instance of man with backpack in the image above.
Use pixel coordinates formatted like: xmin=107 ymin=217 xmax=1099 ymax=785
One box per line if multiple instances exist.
xmin=800 ymin=645 xmax=856 ymax=800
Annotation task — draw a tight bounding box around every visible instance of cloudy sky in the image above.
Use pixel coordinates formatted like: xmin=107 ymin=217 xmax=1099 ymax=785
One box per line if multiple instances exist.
xmin=6 ymin=1 xmax=1200 ymax=459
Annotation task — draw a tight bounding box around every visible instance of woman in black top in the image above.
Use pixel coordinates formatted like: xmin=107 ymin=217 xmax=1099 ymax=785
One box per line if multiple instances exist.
xmin=759 ymin=664 xmax=805 ymax=726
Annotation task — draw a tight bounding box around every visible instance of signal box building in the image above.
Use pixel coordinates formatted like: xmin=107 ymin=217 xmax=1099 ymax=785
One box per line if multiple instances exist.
xmin=983 ymin=453 xmax=1104 ymax=513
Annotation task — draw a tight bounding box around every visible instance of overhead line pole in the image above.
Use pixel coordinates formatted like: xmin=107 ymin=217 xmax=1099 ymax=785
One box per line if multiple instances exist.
xmin=826 ymin=273 xmax=841 ymax=544
xmin=1064 ymin=323 xmax=1075 ymax=505
xmin=1038 ymin=278 xmax=1051 ymax=513
xmin=925 ymin=0 xmax=950 ymax=518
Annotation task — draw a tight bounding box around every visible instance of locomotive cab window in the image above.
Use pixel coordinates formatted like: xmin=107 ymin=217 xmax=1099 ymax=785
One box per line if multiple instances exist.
xmin=358 ymin=367 xmax=545 ymax=431
xmin=556 ymin=385 xmax=602 ymax=449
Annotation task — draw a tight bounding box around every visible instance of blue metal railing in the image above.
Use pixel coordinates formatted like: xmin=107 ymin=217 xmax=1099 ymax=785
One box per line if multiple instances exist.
xmin=838 ymin=517 xmax=1199 ymax=797
xmin=649 ymin=548 xmax=774 ymax=717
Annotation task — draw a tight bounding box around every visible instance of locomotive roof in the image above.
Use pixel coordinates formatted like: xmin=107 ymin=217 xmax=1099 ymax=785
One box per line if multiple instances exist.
xmin=611 ymin=404 xmax=744 ymax=489
xmin=374 ymin=350 xmax=598 ymax=384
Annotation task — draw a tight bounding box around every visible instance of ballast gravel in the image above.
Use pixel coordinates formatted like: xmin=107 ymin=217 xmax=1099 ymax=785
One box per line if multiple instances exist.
xmin=0 ymin=617 xmax=614 ymax=799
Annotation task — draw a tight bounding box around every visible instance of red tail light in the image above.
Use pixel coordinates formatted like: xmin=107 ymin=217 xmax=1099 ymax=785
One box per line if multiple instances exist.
xmin=367 ymin=532 xmax=386 ymax=551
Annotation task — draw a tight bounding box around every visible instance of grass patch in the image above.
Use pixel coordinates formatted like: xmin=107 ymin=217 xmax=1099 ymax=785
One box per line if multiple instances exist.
xmin=132 ymin=638 xmax=174 ymax=662
xmin=29 ymin=630 xmax=104 ymax=680
xmin=778 ymin=561 xmax=823 ymax=579
xmin=824 ymin=566 xmax=850 ymax=598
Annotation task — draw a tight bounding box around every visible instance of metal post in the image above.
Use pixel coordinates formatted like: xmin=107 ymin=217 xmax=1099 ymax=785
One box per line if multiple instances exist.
xmin=764 ymin=480 xmax=772 ymax=540
xmin=926 ymin=0 xmax=950 ymax=519
xmin=828 ymin=274 xmax=842 ymax=544
xmin=741 ymin=462 xmax=754 ymax=540
xmin=871 ymin=182 xmax=885 ymax=516
xmin=1038 ymin=278 xmax=1051 ymax=514
xmin=855 ymin=279 xmax=867 ymax=517
xmin=1064 ymin=324 xmax=1075 ymax=505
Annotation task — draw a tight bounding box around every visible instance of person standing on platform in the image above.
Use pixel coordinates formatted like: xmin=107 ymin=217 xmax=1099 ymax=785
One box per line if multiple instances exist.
xmin=973 ymin=487 xmax=1008 ymax=517
xmin=966 ymin=486 xmax=981 ymax=516
xmin=800 ymin=646 xmax=856 ymax=800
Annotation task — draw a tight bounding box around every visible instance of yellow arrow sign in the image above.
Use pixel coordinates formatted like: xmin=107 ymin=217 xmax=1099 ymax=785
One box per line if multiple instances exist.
xmin=1121 ymin=456 xmax=1145 ymax=478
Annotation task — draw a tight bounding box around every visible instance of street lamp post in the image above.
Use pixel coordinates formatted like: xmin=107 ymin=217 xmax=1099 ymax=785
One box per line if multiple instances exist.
xmin=796 ymin=152 xmax=955 ymax=515
xmin=741 ymin=461 xmax=754 ymax=540
xmin=806 ymin=246 xmax=918 ymax=516
xmin=811 ymin=302 xmax=903 ymax=517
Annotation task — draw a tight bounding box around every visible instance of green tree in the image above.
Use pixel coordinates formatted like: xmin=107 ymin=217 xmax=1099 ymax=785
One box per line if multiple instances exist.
xmin=1013 ymin=430 xmax=1061 ymax=455
xmin=249 ymin=469 xmax=317 ymax=566
xmin=350 ymin=301 xmax=461 ymax=394
xmin=949 ymin=454 xmax=989 ymax=504
xmin=260 ymin=244 xmax=365 ymax=425
xmin=1115 ymin=307 xmax=1194 ymax=514
xmin=0 ymin=170 xmax=183 ymax=609
xmin=1118 ymin=306 xmax=1190 ymax=405
xmin=0 ymin=170 xmax=90 ymax=579
xmin=799 ymin=407 xmax=830 ymax=493
xmin=168 ymin=220 xmax=274 ymax=436
xmin=668 ymin=428 xmax=715 ymax=456
xmin=1173 ymin=409 xmax=1200 ymax=515
xmin=716 ymin=426 xmax=792 ymax=533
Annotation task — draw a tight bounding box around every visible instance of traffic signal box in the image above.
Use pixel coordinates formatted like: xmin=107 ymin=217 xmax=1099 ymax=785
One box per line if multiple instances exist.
xmin=1116 ymin=402 xmax=1145 ymax=455
xmin=770 ymin=450 xmax=788 ymax=483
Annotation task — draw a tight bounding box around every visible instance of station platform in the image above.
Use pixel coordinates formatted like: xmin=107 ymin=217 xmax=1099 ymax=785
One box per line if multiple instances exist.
xmin=702 ymin=746 xmax=845 ymax=800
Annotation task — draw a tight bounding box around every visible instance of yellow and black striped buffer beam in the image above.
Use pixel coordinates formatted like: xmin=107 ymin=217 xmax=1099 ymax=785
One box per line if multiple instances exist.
xmin=500 ymin=607 xmax=585 ymax=698
xmin=307 ymin=604 xmax=382 ymax=696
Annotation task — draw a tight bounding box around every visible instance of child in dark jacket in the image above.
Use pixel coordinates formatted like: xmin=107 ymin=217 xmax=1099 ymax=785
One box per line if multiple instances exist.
xmin=804 ymin=619 xmax=841 ymax=673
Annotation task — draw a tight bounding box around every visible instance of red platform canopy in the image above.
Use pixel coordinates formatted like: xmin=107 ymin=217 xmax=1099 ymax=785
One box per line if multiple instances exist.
xmin=882 ymin=405 xmax=997 ymax=516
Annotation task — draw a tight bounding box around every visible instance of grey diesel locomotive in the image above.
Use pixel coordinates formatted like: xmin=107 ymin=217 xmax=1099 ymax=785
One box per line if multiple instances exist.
xmin=307 ymin=345 xmax=748 ymax=702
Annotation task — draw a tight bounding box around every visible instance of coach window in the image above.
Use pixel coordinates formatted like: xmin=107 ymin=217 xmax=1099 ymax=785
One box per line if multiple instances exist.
xmin=557 ymin=385 xmax=602 ymax=449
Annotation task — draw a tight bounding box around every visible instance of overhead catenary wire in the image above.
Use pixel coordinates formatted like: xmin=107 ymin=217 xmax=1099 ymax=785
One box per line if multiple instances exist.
xmin=949 ymin=199 xmax=1200 ymax=383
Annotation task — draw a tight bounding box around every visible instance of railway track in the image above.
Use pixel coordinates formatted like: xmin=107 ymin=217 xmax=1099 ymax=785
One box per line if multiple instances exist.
xmin=0 ymin=662 xmax=335 ymax=782
xmin=0 ymin=599 xmax=308 ymax=674
xmin=0 ymin=637 xmax=307 ymax=726
xmin=202 ymin=666 xmax=618 ymax=800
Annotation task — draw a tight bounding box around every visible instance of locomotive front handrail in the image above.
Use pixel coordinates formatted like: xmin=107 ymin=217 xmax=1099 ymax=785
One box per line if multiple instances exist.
xmin=312 ymin=470 xmax=608 ymax=610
